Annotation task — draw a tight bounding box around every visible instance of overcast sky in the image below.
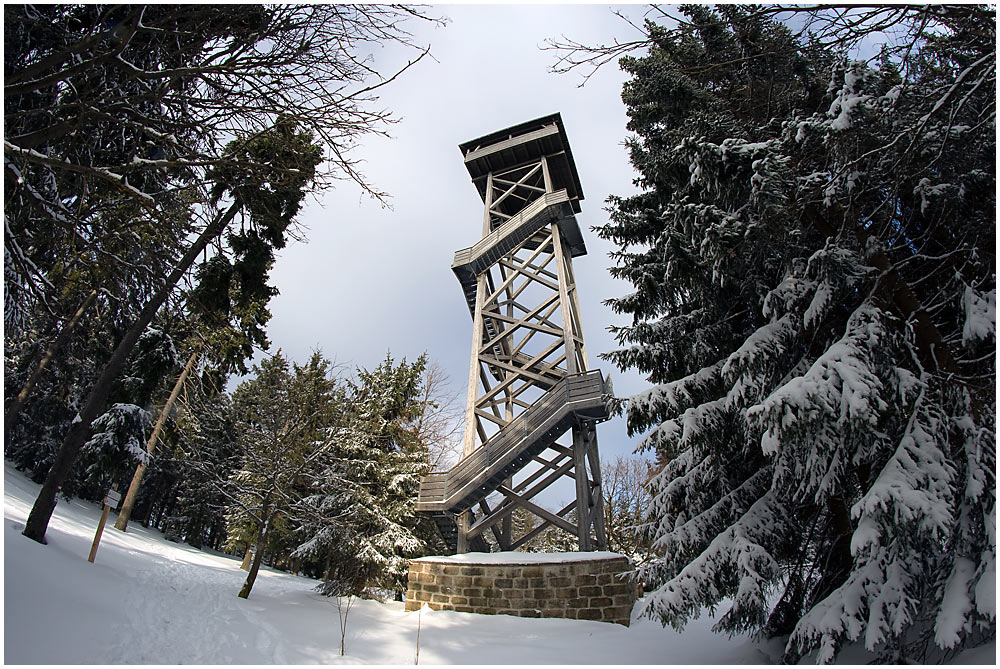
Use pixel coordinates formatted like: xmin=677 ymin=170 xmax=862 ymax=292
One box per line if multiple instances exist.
xmin=250 ymin=4 xmax=658 ymax=466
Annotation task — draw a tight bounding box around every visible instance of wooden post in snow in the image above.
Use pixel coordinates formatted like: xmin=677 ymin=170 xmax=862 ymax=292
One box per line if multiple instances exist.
xmin=115 ymin=349 xmax=199 ymax=531
xmin=88 ymin=484 xmax=119 ymax=563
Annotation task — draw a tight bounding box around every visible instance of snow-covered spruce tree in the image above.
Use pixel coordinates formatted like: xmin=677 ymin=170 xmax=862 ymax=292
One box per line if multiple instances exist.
xmin=596 ymin=6 xmax=995 ymax=663
xmin=294 ymin=354 xmax=429 ymax=598
xmin=79 ymin=404 xmax=151 ymax=484
xmin=224 ymin=351 xmax=340 ymax=599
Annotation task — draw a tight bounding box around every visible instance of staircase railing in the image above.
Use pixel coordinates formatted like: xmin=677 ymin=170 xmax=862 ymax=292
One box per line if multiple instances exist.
xmin=416 ymin=370 xmax=609 ymax=513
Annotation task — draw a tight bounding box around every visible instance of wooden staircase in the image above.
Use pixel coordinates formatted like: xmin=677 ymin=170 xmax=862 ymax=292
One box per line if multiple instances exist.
xmin=451 ymin=189 xmax=584 ymax=386
xmin=451 ymin=189 xmax=585 ymax=310
xmin=416 ymin=371 xmax=610 ymax=551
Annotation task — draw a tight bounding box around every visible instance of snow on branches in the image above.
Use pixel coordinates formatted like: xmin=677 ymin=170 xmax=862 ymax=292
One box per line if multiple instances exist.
xmin=597 ymin=4 xmax=995 ymax=663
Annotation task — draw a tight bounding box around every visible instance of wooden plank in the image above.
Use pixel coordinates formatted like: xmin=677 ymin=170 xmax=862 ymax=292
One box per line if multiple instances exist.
xmin=419 ymin=484 xmax=447 ymax=493
xmin=463 ymin=273 xmax=488 ymax=456
xmin=463 ymin=123 xmax=560 ymax=164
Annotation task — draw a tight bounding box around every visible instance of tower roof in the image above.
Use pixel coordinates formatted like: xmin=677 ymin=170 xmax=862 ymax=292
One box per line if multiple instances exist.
xmin=458 ymin=113 xmax=584 ymax=212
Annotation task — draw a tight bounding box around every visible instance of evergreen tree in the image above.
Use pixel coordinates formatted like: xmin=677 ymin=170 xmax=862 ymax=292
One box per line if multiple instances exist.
xmin=224 ymin=351 xmax=339 ymax=599
xmin=21 ymin=118 xmax=322 ymax=544
xmin=7 ymin=4 xmax=439 ymax=544
xmin=160 ymin=388 xmax=239 ymax=550
xmin=593 ymin=6 xmax=994 ymax=663
xmin=294 ymin=353 xmax=429 ymax=598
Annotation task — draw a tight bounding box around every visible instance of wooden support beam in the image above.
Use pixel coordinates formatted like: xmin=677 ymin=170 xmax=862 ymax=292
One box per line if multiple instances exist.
xmin=532 ymin=451 xmax=568 ymax=473
xmin=478 ymin=499 xmax=509 ymax=550
xmin=584 ymin=426 xmax=607 ymax=550
xmin=467 ymin=497 xmax=517 ymax=538
xmin=573 ymin=425 xmax=593 ymax=551
xmin=478 ymin=356 xmax=558 ymax=389
xmin=564 ymin=254 xmax=590 ymax=372
xmin=501 ymin=488 xmax=512 ymax=547
xmin=479 ymin=293 xmax=559 ymax=353
xmin=510 ymin=501 xmax=576 ymax=550
xmin=489 ymin=162 xmax=542 ymax=212
xmin=475 ymin=337 xmax=564 ymax=409
xmin=456 ymin=510 xmax=471 ymax=554
xmin=541 ymin=154 xmax=554 ymax=193
xmin=497 ymin=485 xmax=577 ymax=536
xmin=473 ymin=407 xmax=510 ymax=428
xmin=479 ymin=307 xmax=562 ymax=345
xmin=515 ymin=448 xmax=573 ymax=489
xmin=485 ymin=242 xmax=551 ymax=304
xmin=552 ymin=222 xmax=578 ymax=375
xmin=481 ymin=172 xmax=494 ymax=235
xmin=463 ymin=273 xmax=488 ymax=456
xmin=498 ymin=258 xmax=560 ymax=290
xmin=493 ymin=178 xmax=545 ymax=194
xmin=510 ymin=455 xmax=575 ymax=506
xmin=466 ymin=453 xmax=576 ymax=540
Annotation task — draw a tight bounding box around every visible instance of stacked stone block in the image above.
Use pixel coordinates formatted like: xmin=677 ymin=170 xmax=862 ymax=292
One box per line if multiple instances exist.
xmin=404 ymin=555 xmax=634 ymax=626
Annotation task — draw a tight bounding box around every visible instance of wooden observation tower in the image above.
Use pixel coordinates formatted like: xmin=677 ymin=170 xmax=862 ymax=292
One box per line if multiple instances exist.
xmin=416 ymin=114 xmax=612 ymax=553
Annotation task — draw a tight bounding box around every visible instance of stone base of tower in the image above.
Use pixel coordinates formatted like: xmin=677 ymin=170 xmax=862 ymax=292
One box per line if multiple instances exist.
xmin=404 ymin=552 xmax=635 ymax=626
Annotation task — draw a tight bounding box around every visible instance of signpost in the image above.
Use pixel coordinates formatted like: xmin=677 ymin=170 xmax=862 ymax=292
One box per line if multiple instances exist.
xmin=88 ymin=484 xmax=119 ymax=563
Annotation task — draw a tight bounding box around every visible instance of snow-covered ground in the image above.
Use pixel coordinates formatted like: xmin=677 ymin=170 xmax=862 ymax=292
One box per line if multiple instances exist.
xmin=3 ymin=462 xmax=995 ymax=664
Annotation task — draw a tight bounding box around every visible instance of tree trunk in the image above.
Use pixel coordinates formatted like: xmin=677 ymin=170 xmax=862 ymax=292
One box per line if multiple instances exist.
xmin=115 ymin=348 xmax=200 ymax=531
xmin=22 ymin=202 xmax=240 ymax=544
xmin=239 ymin=511 xmax=270 ymax=599
xmin=5 ymin=288 xmax=98 ymax=439
xmin=813 ymin=491 xmax=854 ymax=605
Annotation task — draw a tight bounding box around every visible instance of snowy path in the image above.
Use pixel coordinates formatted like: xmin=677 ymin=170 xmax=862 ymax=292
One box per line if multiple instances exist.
xmin=4 ymin=463 xmax=994 ymax=664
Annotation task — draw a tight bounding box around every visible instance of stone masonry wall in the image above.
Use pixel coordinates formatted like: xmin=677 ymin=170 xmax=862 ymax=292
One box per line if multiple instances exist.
xmin=404 ymin=555 xmax=635 ymax=626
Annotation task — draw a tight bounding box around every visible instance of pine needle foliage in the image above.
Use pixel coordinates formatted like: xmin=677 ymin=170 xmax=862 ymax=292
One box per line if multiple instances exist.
xmin=597 ymin=5 xmax=994 ymax=663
